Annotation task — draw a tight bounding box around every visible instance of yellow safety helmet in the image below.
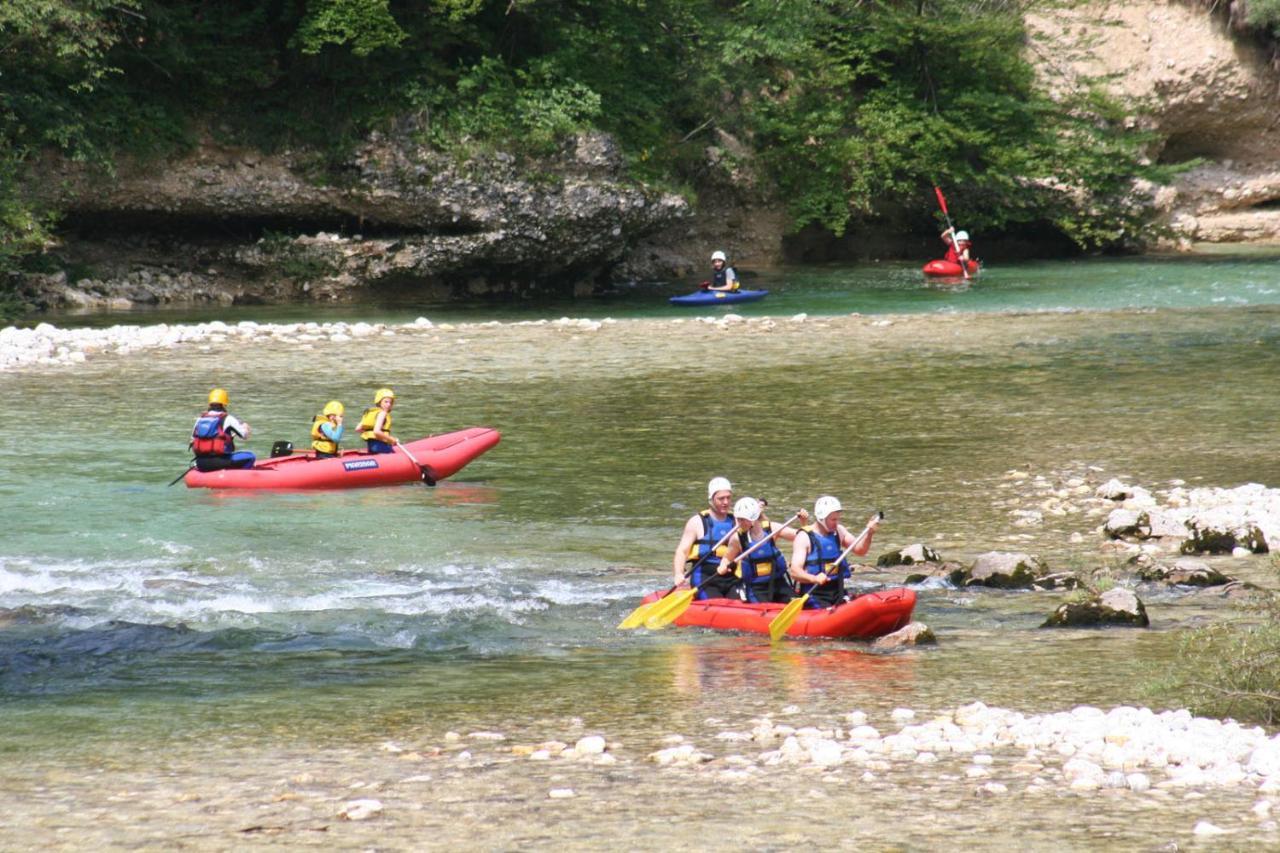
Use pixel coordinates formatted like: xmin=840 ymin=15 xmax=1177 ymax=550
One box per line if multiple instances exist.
xmin=374 ymin=387 xmax=396 ymax=405
xmin=208 ymin=388 xmax=229 ymax=406
xmin=323 ymin=400 xmax=344 ymax=417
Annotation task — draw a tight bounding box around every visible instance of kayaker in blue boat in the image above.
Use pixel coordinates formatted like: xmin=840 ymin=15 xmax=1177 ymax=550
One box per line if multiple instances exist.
xmin=190 ymin=388 xmax=255 ymax=471
xmin=358 ymin=388 xmax=399 ymax=454
xmin=703 ymin=250 xmax=740 ymax=292
xmin=941 ymin=227 xmax=973 ymax=267
xmin=310 ymin=400 xmax=345 ymax=458
xmin=717 ymin=497 xmax=809 ymax=604
xmin=673 ymin=476 xmax=738 ymax=599
xmin=788 ymin=496 xmax=880 ymax=609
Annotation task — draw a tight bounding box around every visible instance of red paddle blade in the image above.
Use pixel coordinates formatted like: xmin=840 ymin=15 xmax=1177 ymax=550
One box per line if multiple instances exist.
xmin=934 ymin=186 xmax=950 ymax=216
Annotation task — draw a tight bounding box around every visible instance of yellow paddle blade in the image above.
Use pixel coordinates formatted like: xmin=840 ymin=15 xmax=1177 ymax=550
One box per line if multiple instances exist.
xmin=768 ymin=594 xmax=809 ymax=643
xmin=617 ymin=598 xmax=661 ymax=630
xmin=644 ymin=588 xmax=698 ymax=630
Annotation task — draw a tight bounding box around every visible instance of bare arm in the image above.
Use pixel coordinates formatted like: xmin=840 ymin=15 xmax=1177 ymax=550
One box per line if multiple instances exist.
xmin=717 ymin=534 xmax=744 ymax=576
xmin=672 ymin=516 xmax=700 ymax=586
xmin=371 ymin=411 xmax=398 ymax=444
xmin=789 ymin=534 xmax=827 ymax=586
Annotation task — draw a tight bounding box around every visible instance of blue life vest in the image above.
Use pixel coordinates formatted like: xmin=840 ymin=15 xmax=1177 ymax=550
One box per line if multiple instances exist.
xmin=736 ymin=521 xmax=788 ymax=603
xmin=687 ymin=510 xmax=735 ymax=587
xmin=798 ymin=525 xmax=850 ymax=607
xmin=191 ymin=410 xmax=233 ymax=456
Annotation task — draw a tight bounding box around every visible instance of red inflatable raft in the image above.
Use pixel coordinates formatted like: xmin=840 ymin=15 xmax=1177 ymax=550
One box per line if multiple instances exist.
xmin=922 ymin=259 xmax=979 ymax=278
xmin=639 ymin=587 xmax=916 ymax=640
xmin=184 ymin=427 xmax=500 ymax=490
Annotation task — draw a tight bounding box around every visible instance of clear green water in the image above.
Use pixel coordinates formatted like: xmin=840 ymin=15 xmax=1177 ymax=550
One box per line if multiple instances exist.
xmin=4 ymin=254 xmax=1280 ymax=847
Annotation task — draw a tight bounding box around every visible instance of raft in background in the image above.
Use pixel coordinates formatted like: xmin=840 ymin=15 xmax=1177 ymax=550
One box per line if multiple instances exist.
xmin=184 ymin=427 xmax=501 ymax=490
xmin=637 ymin=587 xmax=916 ymax=639
xmin=669 ymin=289 xmax=769 ymax=306
xmin=922 ymin=259 xmax=980 ymax=278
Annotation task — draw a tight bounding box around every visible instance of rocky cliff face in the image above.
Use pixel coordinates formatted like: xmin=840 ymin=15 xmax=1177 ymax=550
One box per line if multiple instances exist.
xmin=22 ymin=130 xmax=687 ymax=311
xmin=1029 ymin=0 xmax=1280 ymax=246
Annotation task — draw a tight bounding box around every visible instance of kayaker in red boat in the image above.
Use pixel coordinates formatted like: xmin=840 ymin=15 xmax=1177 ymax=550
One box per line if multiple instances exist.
xmin=190 ymin=388 xmax=255 ymax=471
xmin=716 ymin=497 xmax=809 ymax=604
xmin=941 ymin=227 xmax=973 ymax=267
xmin=358 ymin=388 xmax=399 ymax=454
xmin=702 ymin=250 xmax=741 ymax=292
xmin=673 ymin=476 xmax=738 ymax=599
xmin=788 ymin=496 xmax=880 ymax=609
xmin=310 ymin=400 xmax=345 ymax=458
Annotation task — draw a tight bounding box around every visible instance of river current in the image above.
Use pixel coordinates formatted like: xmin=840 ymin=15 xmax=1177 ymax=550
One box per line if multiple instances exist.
xmin=3 ymin=252 xmax=1280 ymax=848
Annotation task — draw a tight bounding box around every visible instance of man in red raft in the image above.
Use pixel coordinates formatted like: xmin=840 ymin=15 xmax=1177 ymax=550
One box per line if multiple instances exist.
xmin=941 ymin=227 xmax=975 ymax=270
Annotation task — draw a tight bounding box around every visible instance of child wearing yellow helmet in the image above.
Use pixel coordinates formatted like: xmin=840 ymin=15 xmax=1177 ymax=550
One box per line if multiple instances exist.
xmin=310 ymin=400 xmax=346 ymax=457
xmin=358 ymin=388 xmax=399 ymax=454
xmin=190 ymin=388 xmax=255 ymax=470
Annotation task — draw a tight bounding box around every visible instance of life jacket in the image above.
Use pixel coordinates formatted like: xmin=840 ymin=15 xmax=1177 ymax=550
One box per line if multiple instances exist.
xmin=311 ymin=414 xmax=339 ymax=454
xmin=797 ymin=524 xmax=850 ymax=604
xmin=735 ymin=521 xmax=787 ymax=586
xmin=710 ymin=266 xmax=740 ymax=292
xmin=943 ymin=244 xmax=960 ymax=263
xmin=359 ymin=407 xmax=392 ymax=441
xmin=191 ymin=410 xmax=233 ymax=456
xmin=687 ymin=510 xmax=736 ymax=586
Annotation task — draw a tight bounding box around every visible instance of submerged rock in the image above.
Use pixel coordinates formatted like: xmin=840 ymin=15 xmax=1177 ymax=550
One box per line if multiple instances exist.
xmin=1042 ymin=588 xmax=1150 ymax=628
xmin=871 ymin=622 xmax=937 ymax=649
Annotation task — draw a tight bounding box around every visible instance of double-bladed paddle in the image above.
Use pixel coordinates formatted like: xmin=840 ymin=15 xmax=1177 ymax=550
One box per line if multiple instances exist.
xmin=643 ymin=512 xmax=804 ymax=630
xmin=768 ymin=511 xmax=883 ymax=643
xmin=617 ymin=521 xmax=743 ymax=630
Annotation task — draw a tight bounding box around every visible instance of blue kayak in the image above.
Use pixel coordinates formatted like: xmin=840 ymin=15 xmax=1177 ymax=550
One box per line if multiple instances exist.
xmin=669 ymin=289 xmax=769 ymax=306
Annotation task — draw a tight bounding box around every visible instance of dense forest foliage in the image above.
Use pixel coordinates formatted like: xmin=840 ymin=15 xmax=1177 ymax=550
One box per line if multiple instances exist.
xmin=2 ymin=0 xmax=1183 ymax=285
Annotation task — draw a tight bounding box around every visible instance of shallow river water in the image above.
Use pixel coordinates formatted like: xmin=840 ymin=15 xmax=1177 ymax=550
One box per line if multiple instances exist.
xmin=3 ymin=253 xmax=1280 ymax=849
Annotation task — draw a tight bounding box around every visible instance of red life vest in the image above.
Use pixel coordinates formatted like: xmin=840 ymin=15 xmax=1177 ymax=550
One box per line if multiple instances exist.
xmin=191 ymin=410 xmax=232 ymax=456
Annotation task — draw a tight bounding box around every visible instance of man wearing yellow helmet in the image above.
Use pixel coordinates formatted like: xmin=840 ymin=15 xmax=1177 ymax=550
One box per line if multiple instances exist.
xmin=358 ymin=388 xmax=399 ymax=454
xmin=310 ymin=400 xmax=346 ymax=458
xmin=190 ymin=388 xmax=255 ymax=470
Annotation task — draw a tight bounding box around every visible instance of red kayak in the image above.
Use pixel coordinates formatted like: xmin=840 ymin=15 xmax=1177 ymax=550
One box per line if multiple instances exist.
xmin=639 ymin=587 xmax=916 ymax=640
xmin=184 ymin=427 xmax=500 ymax=490
xmin=922 ymin=259 xmax=979 ymax=278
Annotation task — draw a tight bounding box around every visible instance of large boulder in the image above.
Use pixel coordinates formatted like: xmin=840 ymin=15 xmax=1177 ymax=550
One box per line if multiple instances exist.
xmin=877 ymin=544 xmax=942 ymax=567
xmin=1041 ymin=588 xmax=1150 ymax=628
xmin=952 ymin=552 xmax=1049 ymax=589
xmin=1181 ymin=514 xmax=1269 ymax=555
xmin=1138 ymin=557 xmax=1231 ymax=587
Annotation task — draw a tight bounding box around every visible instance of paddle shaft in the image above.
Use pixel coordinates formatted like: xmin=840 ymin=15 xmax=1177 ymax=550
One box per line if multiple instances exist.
xmin=398 ymin=443 xmax=437 ymax=487
xmin=799 ymin=512 xmax=884 ymax=595
xmin=729 ymin=512 xmax=802 ymax=568
xmin=934 ymin=186 xmax=969 ymax=280
xmin=167 ymin=465 xmax=193 ymax=487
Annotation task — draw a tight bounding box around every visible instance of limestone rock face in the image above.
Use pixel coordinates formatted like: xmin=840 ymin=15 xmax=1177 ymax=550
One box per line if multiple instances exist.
xmin=1028 ymin=1 xmax=1280 ymax=245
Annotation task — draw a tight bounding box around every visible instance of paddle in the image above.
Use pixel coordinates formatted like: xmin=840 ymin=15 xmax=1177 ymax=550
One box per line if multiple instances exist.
xmin=933 ymin=186 xmax=969 ymax=280
xmin=167 ymin=463 xmax=194 ymax=487
xmin=397 ymin=443 xmax=437 ymax=487
xmin=644 ymin=512 xmax=803 ymax=631
xmin=617 ymin=522 xmax=742 ymax=630
xmin=768 ymin=511 xmax=883 ymax=643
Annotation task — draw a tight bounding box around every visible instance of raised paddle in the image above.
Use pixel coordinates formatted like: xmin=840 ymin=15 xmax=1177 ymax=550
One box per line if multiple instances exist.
xmin=933 ymin=186 xmax=969 ymax=281
xmin=617 ymin=522 xmax=743 ymax=630
xmin=644 ymin=512 xmax=803 ymax=630
xmin=768 ymin=511 xmax=883 ymax=643
xmin=397 ymin=442 xmax=437 ymax=487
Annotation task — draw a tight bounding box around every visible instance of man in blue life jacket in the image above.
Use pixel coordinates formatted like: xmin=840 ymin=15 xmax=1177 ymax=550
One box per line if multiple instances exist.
xmin=190 ymin=388 xmax=255 ymax=471
xmin=715 ymin=497 xmax=809 ymax=603
xmin=703 ymin=250 xmax=741 ymax=292
xmin=672 ymin=476 xmax=738 ymax=599
xmin=788 ymin=495 xmax=881 ymax=608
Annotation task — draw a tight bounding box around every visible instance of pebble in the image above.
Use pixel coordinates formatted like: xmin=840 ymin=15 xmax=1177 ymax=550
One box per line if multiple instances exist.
xmin=339 ymin=799 xmax=383 ymax=821
xmin=548 ymin=788 xmax=575 ymax=799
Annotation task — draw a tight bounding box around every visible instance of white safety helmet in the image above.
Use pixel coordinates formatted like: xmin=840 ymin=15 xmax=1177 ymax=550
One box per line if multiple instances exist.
xmin=814 ymin=495 xmax=843 ymax=523
xmin=954 ymin=230 xmax=970 ymax=243
xmin=711 ymin=250 xmax=727 ymax=262
xmin=707 ymin=476 xmax=732 ymax=500
xmin=733 ymin=497 xmax=762 ymax=522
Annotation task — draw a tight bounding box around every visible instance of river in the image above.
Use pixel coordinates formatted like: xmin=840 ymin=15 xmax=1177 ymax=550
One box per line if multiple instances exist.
xmin=2 ymin=252 xmax=1280 ymax=848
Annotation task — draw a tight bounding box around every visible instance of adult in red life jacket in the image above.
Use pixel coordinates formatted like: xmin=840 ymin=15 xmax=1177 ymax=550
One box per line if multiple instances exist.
xmin=788 ymin=495 xmax=880 ymax=609
xmin=940 ymin=227 xmax=973 ymax=266
xmin=672 ymin=476 xmax=737 ymax=599
xmin=703 ymin=250 xmax=740 ymax=292
xmin=190 ymin=388 xmax=255 ymax=471
xmin=715 ymin=497 xmax=810 ymax=604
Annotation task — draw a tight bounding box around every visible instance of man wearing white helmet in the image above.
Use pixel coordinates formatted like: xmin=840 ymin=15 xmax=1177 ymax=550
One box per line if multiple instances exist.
xmin=672 ymin=476 xmax=737 ymax=598
xmin=789 ymin=496 xmax=881 ymax=609
xmin=703 ymin=250 xmax=740 ymax=293
xmin=940 ymin=226 xmax=974 ymax=270
xmin=716 ymin=497 xmax=809 ymax=603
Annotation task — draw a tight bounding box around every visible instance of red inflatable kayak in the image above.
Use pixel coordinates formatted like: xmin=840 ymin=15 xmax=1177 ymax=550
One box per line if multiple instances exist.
xmin=922 ymin=259 xmax=979 ymax=278
xmin=639 ymin=587 xmax=916 ymax=640
xmin=184 ymin=427 xmax=500 ymax=490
